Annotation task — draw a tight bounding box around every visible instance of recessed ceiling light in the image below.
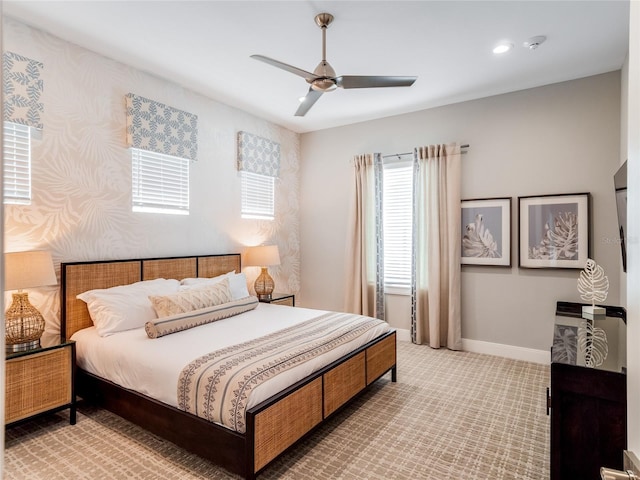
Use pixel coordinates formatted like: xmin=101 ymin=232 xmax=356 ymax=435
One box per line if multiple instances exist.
xmin=493 ymin=43 xmax=514 ymax=55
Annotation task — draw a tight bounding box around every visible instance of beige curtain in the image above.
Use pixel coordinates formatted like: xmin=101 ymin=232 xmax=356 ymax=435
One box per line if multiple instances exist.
xmin=411 ymin=144 xmax=462 ymax=349
xmin=344 ymin=153 xmax=384 ymax=319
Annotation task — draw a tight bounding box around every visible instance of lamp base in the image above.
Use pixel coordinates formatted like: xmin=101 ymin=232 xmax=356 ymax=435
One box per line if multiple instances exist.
xmin=254 ymin=267 xmax=275 ymax=300
xmin=6 ymin=339 xmax=41 ymax=354
xmin=5 ymin=291 xmax=46 ymax=351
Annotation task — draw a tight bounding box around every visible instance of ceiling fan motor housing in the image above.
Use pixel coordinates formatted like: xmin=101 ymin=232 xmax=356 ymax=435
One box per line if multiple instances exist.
xmin=311 ymin=60 xmax=337 ymax=91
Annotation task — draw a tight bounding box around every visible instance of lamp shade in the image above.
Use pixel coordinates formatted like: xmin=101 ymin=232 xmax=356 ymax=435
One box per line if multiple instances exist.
xmin=244 ymin=245 xmax=281 ymax=267
xmin=4 ymin=250 xmax=57 ymax=291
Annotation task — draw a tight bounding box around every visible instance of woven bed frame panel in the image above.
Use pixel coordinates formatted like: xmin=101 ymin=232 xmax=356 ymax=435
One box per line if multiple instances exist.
xmin=323 ymin=351 xmax=366 ymax=417
xmin=198 ymin=255 xmax=242 ymax=278
xmin=142 ymin=257 xmax=197 ymax=281
xmin=63 ymin=261 xmax=141 ymax=340
xmin=253 ymin=377 xmax=323 ymax=472
xmin=366 ymin=333 xmax=397 ymax=385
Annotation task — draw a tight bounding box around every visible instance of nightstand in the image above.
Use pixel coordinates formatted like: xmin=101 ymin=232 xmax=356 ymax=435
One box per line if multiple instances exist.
xmin=5 ymin=338 xmax=76 ymax=427
xmin=259 ymin=293 xmax=295 ymax=307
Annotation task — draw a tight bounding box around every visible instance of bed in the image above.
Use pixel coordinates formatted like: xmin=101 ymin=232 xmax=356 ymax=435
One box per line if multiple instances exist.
xmin=61 ymin=253 xmax=397 ymax=479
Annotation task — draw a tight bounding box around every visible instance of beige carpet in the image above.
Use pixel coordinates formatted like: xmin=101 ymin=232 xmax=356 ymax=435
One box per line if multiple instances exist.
xmin=4 ymin=342 xmax=550 ymax=479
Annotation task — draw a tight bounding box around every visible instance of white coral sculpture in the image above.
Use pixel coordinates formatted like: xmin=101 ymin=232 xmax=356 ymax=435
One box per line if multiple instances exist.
xmin=577 ymin=258 xmax=609 ymax=368
xmin=577 ymin=258 xmax=609 ymax=306
xmin=578 ymin=319 xmax=609 ymax=368
xmin=462 ymin=214 xmax=500 ymax=258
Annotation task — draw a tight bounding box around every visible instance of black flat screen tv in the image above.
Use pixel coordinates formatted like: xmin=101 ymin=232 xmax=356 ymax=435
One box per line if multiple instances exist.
xmin=614 ymin=160 xmax=627 ymax=272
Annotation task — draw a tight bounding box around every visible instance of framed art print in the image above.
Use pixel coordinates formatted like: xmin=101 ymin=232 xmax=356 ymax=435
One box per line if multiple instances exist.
xmin=461 ymin=197 xmax=511 ymax=266
xmin=518 ymin=192 xmax=590 ymax=269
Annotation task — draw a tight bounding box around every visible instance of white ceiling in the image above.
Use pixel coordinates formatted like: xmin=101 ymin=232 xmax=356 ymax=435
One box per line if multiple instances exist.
xmin=2 ymin=0 xmax=630 ymax=133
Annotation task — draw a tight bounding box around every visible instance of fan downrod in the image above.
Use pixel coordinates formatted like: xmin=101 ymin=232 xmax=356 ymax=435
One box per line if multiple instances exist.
xmin=314 ymin=13 xmax=334 ymax=29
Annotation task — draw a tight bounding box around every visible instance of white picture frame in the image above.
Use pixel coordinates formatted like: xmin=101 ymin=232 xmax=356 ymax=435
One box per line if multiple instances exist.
xmin=518 ymin=192 xmax=590 ymax=269
xmin=461 ymin=197 xmax=512 ymax=267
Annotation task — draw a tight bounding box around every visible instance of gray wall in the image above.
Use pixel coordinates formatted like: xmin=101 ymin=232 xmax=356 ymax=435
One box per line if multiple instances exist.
xmin=299 ymin=71 xmax=622 ymax=353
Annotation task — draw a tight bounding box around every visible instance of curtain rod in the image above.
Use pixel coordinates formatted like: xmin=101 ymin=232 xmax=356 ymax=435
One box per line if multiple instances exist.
xmin=382 ymin=144 xmax=469 ymax=159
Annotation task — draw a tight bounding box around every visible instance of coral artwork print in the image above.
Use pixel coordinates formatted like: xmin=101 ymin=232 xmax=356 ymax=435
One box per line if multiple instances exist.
xmin=528 ymin=203 xmax=579 ymax=260
xmin=461 ymin=199 xmax=511 ymax=266
xmin=462 ymin=213 xmax=500 ymax=258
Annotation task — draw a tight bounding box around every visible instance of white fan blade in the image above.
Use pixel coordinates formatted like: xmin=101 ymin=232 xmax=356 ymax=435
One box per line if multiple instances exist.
xmin=251 ymin=54 xmax=320 ymax=82
xmin=295 ymin=88 xmax=323 ymax=116
xmin=336 ymin=75 xmax=417 ymax=89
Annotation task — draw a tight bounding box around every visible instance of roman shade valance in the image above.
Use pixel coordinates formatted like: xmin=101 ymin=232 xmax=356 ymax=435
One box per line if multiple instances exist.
xmin=237 ymin=131 xmax=280 ymax=177
xmin=3 ymin=51 xmax=44 ymax=130
xmin=125 ymin=93 xmax=198 ymax=161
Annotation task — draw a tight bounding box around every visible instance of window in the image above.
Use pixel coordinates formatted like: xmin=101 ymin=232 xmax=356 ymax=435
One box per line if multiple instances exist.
xmin=241 ymin=171 xmax=274 ymax=220
xmin=383 ymin=161 xmax=413 ymax=290
xmin=131 ymin=148 xmax=189 ymax=215
xmin=3 ymin=121 xmax=32 ymax=205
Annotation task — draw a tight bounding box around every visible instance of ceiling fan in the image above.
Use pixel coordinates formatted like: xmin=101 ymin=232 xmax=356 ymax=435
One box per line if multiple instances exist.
xmin=251 ymin=13 xmax=417 ymax=117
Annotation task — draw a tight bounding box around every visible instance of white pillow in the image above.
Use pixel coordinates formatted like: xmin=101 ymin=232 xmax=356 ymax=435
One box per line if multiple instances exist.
xmin=180 ymin=272 xmax=249 ymax=300
xmin=228 ymin=272 xmax=250 ymax=299
xmin=77 ymin=278 xmax=180 ymax=336
xmin=180 ymin=271 xmax=231 ymax=287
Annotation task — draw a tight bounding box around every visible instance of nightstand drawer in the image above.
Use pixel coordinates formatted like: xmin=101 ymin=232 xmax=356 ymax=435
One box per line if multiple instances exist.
xmin=6 ymin=343 xmax=75 ymax=424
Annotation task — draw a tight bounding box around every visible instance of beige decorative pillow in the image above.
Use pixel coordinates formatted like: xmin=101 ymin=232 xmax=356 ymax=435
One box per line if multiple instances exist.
xmin=149 ymin=278 xmax=233 ymax=318
xmin=145 ymin=296 xmax=259 ymax=339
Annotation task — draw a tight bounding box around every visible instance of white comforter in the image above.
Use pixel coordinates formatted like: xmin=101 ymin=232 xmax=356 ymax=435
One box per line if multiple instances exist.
xmin=71 ymin=303 xmax=391 ymax=426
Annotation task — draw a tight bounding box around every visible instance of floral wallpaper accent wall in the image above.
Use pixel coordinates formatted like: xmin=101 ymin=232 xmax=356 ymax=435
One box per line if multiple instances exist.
xmin=3 ymin=19 xmax=301 ymax=335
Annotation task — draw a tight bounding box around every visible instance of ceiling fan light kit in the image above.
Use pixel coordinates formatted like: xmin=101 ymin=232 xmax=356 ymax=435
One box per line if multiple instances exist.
xmin=251 ymin=12 xmax=417 ymax=116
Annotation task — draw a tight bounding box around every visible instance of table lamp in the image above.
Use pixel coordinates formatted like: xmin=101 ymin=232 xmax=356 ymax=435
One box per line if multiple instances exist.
xmin=4 ymin=250 xmax=57 ymax=352
xmin=244 ymin=245 xmax=280 ymax=300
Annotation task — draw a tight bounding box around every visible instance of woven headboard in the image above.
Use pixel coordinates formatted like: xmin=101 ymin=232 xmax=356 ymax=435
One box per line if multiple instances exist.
xmin=60 ymin=253 xmax=241 ymax=341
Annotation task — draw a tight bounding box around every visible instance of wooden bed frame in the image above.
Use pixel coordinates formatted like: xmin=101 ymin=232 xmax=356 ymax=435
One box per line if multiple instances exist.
xmin=61 ymin=253 xmax=397 ymax=479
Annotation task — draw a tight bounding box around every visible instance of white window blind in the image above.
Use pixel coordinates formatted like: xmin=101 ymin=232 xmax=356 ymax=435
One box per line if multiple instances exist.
xmin=131 ymin=148 xmax=189 ymax=215
xmin=3 ymin=121 xmax=32 ymax=205
xmin=241 ymin=171 xmax=274 ymax=220
xmin=383 ymin=161 xmax=413 ymax=289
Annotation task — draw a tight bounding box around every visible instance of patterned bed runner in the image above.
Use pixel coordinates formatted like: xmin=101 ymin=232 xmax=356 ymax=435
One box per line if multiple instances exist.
xmin=177 ymin=312 xmax=385 ymax=433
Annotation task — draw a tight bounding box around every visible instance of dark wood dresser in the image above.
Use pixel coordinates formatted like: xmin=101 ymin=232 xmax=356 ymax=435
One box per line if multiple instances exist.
xmin=549 ymin=301 xmax=626 ymax=480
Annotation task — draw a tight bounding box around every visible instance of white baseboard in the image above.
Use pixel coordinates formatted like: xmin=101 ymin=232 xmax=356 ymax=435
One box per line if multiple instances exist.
xmin=393 ymin=328 xmax=549 ymax=364
xmin=395 ymin=328 xmax=412 ymax=342
xmin=461 ymin=338 xmax=550 ymax=364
